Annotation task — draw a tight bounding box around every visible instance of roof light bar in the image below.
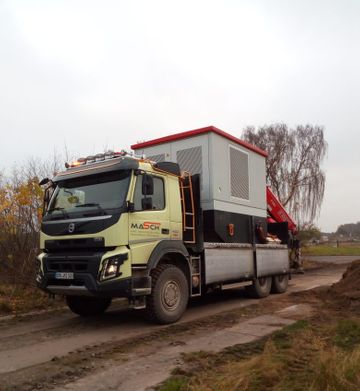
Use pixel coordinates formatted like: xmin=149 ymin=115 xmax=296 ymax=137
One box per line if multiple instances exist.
xmin=64 ymin=149 xmax=147 ymax=169
xmin=65 ymin=149 xmax=133 ymax=169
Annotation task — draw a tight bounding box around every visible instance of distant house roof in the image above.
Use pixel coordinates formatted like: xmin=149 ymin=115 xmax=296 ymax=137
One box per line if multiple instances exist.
xmin=131 ymin=125 xmax=268 ymax=157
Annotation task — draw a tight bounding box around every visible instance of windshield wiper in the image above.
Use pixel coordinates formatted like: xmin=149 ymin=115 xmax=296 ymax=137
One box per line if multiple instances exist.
xmin=75 ymin=203 xmax=108 ymax=215
xmin=46 ymin=207 xmax=69 ymax=219
xmin=47 ymin=207 xmax=65 ymax=213
xmin=75 ymin=203 xmax=102 ymax=208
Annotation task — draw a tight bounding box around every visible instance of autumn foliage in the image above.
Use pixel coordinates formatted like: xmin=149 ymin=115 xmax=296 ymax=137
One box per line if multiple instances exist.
xmin=0 ymin=158 xmax=61 ymax=286
xmin=0 ymin=175 xmax=43 ymax=285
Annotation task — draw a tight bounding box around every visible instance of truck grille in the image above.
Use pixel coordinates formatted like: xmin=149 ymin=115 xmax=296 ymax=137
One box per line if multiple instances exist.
xmin=47 ymin=260 xmax=89 ymax=273
xmin=43 ymin=251 xmax=104 ymax=279
xmin=45 ymin=237 xmax=105 ymax=252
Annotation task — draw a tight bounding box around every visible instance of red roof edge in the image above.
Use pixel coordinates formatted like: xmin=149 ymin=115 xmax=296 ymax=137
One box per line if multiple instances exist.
xmin=131 ymin=126 xmax=268 ymax=157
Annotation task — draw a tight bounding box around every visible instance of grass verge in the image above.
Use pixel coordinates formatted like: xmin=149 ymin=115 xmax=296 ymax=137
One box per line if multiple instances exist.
xmin=302 ymin=245 xmax=360 ymax=257
xmin=157 ymin=317 xmax=360 ymax=391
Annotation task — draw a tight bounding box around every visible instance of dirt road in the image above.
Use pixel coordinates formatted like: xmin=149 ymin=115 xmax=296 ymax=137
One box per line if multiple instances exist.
xmin=0 ymin=263 xmax=347 ymax=390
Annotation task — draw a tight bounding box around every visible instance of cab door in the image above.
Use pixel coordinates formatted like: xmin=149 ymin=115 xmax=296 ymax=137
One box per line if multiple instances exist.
xmin=129 ymin=172 xmax=170 ymax=265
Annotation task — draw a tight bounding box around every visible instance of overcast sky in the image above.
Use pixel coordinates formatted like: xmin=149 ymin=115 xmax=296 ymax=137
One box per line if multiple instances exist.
xmin=0 ymin=0 xmax=359 ymax=232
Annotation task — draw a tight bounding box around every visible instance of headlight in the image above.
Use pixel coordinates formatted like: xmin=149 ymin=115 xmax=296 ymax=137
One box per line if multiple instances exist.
xmin=100 ymin=256 xmax=123 ymax=281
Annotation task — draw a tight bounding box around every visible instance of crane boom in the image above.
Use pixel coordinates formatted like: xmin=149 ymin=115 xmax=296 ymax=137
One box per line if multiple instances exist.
xmin=266 ymin=186 xmax=297 ymax=234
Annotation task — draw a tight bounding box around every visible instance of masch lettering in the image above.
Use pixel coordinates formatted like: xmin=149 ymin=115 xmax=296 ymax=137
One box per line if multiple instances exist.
xmin=131 ymin=222 xmax=161 ymax=230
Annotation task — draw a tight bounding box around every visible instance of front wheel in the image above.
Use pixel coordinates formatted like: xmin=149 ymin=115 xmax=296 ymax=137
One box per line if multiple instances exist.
xmin=146 ymin=264 xmax=189 ymax=324
xmin=66 ymin=296 xmax=112 ymax=317
xmin=245 ymin=276 xmax=272 ymax=298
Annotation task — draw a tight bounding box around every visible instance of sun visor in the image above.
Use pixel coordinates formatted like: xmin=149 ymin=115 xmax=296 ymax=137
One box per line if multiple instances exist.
xmin=53 ymin=157 xmax=139 ymax=182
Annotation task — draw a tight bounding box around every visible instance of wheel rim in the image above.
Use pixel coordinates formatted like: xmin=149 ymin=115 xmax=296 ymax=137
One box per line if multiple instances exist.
xmin=258 ymin=277 xmax=268 ymax=286
xmin=277 ymin=275 xmax=285 ymax=283
xmin=161 ymin=279 xmax=181 ymax=312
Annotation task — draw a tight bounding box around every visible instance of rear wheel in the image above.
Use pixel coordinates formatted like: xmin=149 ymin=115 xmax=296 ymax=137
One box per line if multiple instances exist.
xmin=66 ymin=296 xmax=111 ymax=317
xmin=146 ymin=264 xmax=189 ymax=324
xmin=245 ymin=276 xmax=272 ymax=298
xmin=271 ymin=274 xmax=289 ymax=293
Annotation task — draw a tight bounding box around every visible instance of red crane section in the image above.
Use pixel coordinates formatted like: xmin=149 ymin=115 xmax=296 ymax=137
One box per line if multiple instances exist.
xmin=266 ymin=186 xmax=297 ymax=234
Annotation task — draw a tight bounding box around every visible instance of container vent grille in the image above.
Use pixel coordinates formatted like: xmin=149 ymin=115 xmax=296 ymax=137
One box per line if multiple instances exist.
xmin=176 ymin=146 xmax=202 ymax=177
xmin=147 ymin=153 xmax=165 ymax=163
xmin=230 ymin=146 xmax=249 ymax=200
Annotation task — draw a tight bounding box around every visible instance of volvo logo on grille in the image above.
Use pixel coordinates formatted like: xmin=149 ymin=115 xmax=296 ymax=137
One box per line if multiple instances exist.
xmin=68 ymin=223 xmax=75 ymax=233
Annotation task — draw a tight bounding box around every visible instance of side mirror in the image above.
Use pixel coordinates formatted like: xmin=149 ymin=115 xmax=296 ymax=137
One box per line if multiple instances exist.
xmin=142 ymin=174 xmax=154 ymax=196
xmin=42 ymin=188 xmax=52 ymax=217
xmin=141 ymin=197 xmax=153 ymax=210
xmin=41 ymin=181 xmax=56 ymax=217
xmin=39 ymin=177 xmax=50 ymax=186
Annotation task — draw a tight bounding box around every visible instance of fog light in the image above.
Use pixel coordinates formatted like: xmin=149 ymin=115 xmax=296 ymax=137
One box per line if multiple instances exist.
xmin=100 ymin=256 xmax=122 ymax=281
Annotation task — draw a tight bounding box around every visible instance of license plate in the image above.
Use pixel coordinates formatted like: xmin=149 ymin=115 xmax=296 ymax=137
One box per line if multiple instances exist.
xmin=55 ymin=272 xmax=74 ymax=280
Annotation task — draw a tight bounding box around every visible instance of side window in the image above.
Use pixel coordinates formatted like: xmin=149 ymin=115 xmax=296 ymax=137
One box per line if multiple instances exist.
xmin=133 ymin=174 xmax=165 ymax=211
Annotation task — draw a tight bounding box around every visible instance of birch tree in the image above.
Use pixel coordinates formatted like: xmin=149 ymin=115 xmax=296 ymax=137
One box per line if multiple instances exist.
xmin=242 ymin=124 xmax=327 ymax=223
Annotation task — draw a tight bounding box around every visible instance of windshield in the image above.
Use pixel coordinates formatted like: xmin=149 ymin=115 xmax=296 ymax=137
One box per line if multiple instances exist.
xmin=44 ymin=170 xmax=131 ymax=220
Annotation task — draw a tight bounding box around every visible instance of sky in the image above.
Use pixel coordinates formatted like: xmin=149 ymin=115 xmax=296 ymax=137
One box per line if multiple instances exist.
xmin=0 ymin=0 xmax=359 ymax=232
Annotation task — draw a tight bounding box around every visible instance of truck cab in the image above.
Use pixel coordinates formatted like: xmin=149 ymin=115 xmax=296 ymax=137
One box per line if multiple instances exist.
xmin=37 ymin=153 xmax=190 ymax=323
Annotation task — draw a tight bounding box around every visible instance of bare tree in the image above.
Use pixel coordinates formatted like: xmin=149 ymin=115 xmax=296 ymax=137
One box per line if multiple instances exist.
xmin=242 ymin=124 xmax=327 ymax=223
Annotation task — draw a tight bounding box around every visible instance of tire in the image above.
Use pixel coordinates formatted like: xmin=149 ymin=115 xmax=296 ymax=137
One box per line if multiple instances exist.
xmin=66 ymin=296 xmax=112 ymax=317
xmin=146 ymin=264 xmax=189 ymax=324
xmin=245 ymin=276 xmax=272 ymax=298
xmin=271 ymin=274 xmax=289 ymax=294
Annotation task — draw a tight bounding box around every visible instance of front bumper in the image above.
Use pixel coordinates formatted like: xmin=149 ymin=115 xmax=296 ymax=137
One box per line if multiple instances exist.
xmin=38 ymin=272 xmax=150 ymax=298
xmin=37 ymin=251 xmax=151 ymax=298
